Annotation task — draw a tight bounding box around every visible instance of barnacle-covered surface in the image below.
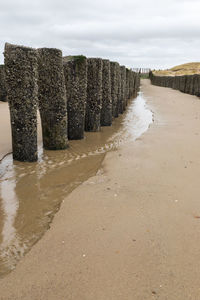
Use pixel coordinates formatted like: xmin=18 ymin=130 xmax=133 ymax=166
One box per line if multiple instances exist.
xmin=85 ymin=58 xmax=103 ymax=132
xmin=63 ymin=55 xmax=87 ymax=140
xmin=4 ymin=43 xmax=38 ymax=162
xmin=110 ymin=61 xmax=118 ymax=118
xmin=0 ymin=65 xmax=7 ymax=102
xmin=150 ymin=72 xmax=200 ymax=97
xmin=101 ymin=59 xmax=112 ymax=126
xmin=37 ymin=48 xmax=68 ymax=150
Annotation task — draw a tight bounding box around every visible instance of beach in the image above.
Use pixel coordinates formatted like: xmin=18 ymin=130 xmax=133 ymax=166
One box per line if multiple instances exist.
xmin=1 ymin=79 xmax=200 ymax=299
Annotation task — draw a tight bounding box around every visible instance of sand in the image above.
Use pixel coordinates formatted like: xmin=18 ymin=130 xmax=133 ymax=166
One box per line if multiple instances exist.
xmin=1 ymin=79 xmax=200 ymax=299
xmin=0 ymin=102 xmax=11 ymax=160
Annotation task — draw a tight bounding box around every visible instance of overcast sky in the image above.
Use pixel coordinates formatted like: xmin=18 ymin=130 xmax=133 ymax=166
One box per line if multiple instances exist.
xmin=0 ymin=0 xmax=200 ymax=69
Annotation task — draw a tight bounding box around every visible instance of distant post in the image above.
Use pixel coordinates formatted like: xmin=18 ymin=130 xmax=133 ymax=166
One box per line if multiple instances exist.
xmin=126 ymin=68 xmax=130 ymax=105
xmin=116 ymin=63 xmax=121 ymax=116
xmin=4 ymin=43 xmax=38 ymax=162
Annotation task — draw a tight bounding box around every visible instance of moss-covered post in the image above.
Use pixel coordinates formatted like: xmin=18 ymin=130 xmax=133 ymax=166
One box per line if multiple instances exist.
xmin=0 ymin=65 xmax=7 ymax=102
xmin=101 ymin=59 xmax=112 ymax=126
xmin=85 ymin=58 xmax=103 ymax=131
xmin=37 ymin=48 xmax=68 ymax=150
xmin=120 ymin=66 xmax=126 ymax=113
xmin=4 ymin=43 xmax=38 ymax=162
xmin=63 ymin=55 xmax=87 ymax=139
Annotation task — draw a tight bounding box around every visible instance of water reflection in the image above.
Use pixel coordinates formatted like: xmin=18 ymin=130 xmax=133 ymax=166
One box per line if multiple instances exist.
xmin=0 ymin=91 xmax=153 ymax=277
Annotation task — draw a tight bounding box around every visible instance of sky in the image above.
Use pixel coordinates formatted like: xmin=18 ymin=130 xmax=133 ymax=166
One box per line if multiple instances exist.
xmin=0 ymin=0 xmax=200 ymax=69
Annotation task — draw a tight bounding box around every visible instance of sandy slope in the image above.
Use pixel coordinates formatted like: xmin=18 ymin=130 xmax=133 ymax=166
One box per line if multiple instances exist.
xmin=1 ymin=79 xmax=200 ymax=299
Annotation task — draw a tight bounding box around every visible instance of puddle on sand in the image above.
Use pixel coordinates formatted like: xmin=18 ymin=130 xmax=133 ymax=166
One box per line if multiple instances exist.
xmin=0 ymin=91 xmax=153 ymax=278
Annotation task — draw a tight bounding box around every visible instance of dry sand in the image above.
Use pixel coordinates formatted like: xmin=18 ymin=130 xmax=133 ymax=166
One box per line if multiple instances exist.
xmin=1 ymin=79 xmax=200 ymax=299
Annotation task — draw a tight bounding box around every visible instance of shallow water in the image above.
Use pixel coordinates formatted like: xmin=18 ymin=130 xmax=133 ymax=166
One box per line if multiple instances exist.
xmin=0 ymin=91 xmax=153 ymax=277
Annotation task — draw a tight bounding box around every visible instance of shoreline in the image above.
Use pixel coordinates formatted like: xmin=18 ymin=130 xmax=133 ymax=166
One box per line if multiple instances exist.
xmin=1 ymin=79 xmax=200 ymax=299
xmin=0 ymin=90 xmax=151 ymax=278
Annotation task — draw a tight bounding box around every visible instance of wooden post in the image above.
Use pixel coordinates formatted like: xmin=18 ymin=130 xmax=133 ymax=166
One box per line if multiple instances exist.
xmin=120 ymin=66 xmax=126 ymax=113
xmin=85 ymin=58 xmax=103 ymax=132
xmin=37 ymin=48 xmax=68 ymax=150
xmin=110 ymin=62 xmax=118 ymax=118
xmin=0 ymin=65 xmax=7 ymax=102
xmin=101 ymin=59 xmax=112 ymax=126
xmin=4 ymin=43 xmax=38 ymax=162
xmin=63 ymin=55 xmax=87 ymax=139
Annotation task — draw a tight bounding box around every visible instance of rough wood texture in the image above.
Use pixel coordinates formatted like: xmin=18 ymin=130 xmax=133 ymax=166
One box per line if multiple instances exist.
xmin=85 ymin=58 xmax=103 ymax=132
xmin=0 ymin=65 xmax=7 ymax=102
xmin=38 ymin=48 xmax=68 ymax=150
xmin=110 ymin=62 xmax=118 ymax=118
xmin=120 ymin=66 xmax=126 ymax=113
xmin=150 ymin=72 xmax=200 ymax=97
xmin=4 ymin=43 xmax=38 ymax=162
xmin=63 ymin=56 xmax=87 ymax=139
xmin=101 ymin=59 xmax=112 ymax=126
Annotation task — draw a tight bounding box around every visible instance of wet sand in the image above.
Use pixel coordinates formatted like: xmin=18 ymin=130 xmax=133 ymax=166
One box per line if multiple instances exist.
xmin=0 ymin=92 xmax=152 ymax=277
xmin=1 ymin=79 xmax=200 ymax=299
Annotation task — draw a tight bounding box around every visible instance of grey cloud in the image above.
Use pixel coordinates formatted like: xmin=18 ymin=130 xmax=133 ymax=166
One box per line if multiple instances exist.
xmin=0 ymin=0 xmax=200 ymax=68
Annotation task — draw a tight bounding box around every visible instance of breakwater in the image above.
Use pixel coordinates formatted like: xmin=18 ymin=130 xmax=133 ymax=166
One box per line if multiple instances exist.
xmin=150 ymin=71 xmax=200 ymax=96
xmin=2 ymin=43 xmax=140 ymax=162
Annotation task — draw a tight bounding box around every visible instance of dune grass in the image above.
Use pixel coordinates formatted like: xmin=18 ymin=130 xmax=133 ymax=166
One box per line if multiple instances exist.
xmin=153 ymin=62 xmax=200 ymax=76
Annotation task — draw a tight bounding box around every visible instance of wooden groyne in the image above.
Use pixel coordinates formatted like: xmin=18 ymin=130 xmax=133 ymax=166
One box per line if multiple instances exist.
xmin=3 ymin=42 xmax=140 ymax=162
xmin=150 ymin=72 xmax=200 ymax=97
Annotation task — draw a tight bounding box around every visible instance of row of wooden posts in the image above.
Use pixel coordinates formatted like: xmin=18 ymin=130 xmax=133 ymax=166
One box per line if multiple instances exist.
xmin=149 ymin=71 xmax=200 ymax=97
xmin=3 ymin=43 xmax=140 ymax=162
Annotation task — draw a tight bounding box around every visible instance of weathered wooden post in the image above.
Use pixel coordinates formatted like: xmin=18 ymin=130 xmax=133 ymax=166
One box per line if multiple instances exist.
xmin=126 ymin=68 xmax=130 ymax=105
xmin=179 ymin=75 xmax=187 ymax=93
xmin=37 ymin=48 xmax=68 ymax=150
xmin=4 ymin=43 xmax=38 ymax=162
xmin=120 ymin=66 xmax=126 ymax=113
xmin=133 ymin=72 xmax=139 ymax=96
xmin=189 ymin=75 xmax=195 ymax=95
xmin=193 ymin=74 xmax=200 ymax=97
xmin=110 ymin=62 xmax=118 ymax=118
xmin=0 ymin=65 xmax=7 ymax=102
xmin=101 ymin=59 xmax=112 ymax=126
xmin=116 ymin=63 xmax=121 ymax=116
xmin=184 ymin=75 xmax=191 ymax=95
xmin=63 ymin=55 xmax=87 ymax=139
xmin=85 ymin=58 xmax=103 ymax=132
xmin=129 ymin=70 xmax=134 ymax=98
